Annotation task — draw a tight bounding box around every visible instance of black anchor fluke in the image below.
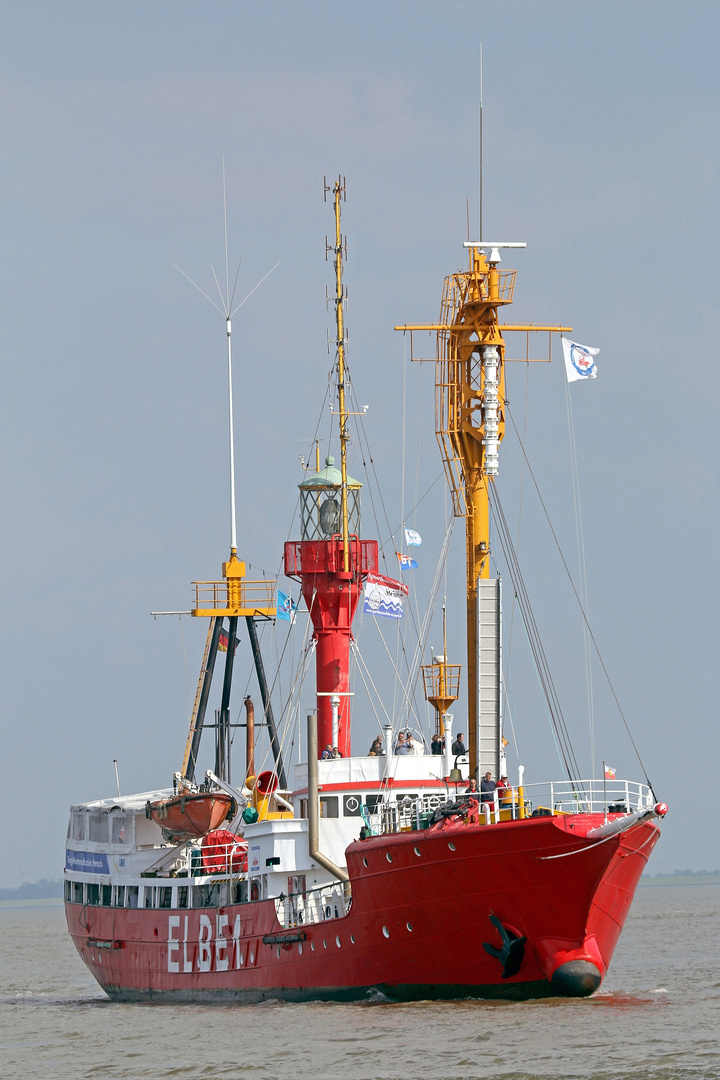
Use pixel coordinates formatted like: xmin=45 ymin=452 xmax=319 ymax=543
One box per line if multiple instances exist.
xmin=483 ymin=915 xmax=527 ymax=979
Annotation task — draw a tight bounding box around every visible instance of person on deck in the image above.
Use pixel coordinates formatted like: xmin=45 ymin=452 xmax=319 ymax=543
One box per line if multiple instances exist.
xmin=405 ymin=732 xmax=425 ymax=755
xmin=330 ymin=746 xmax=343 ymax=759
xmin=431 ymin=733 xmax=444 ymax=755
xmin=395 ymin=733 xmax=410 ymax=755
xmin=321 ymin=744 xmax=333 ymax=759
xmin=480 ymin=771 xmax=496 ymax=804
xmin=465 ymin=778 xmax=479 ymax=799
xmin=368 ymin=737 xmax=384 ymax=756
xmin=452 ymin=732 xmax=467 ymax=755
xmin=496 ymin=774 xmax=512 ymax=806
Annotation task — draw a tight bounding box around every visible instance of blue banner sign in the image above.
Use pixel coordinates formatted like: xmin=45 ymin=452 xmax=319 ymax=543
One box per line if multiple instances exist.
xmin=65 ymin=849 xmax=109 ymax=873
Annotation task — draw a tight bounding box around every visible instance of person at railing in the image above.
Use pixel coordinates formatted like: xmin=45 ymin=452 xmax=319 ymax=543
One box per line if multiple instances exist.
xmin=395 ymin=733 xmax=410 ymax=755
xmin=465 ymin=778 xmax=479 ymax=800
xmin=431 ymin=733 xmax=444 ymax=755
xmin=452 ymin=732 xmax=467 ymax=754
xmin=405 ymin=731 xmax=425 ymax=755
xmin=496 ymin=775 xmax=512 ymax=806
xmin=368 ymin=736 xmax=384 ymax=756
xmin=330 ymin=746 xmax=343 ymax=759
xmin=480 ymin=771 xmax=496 ymax=804
xmin=321 ymin=743 xmax=333 ymax=759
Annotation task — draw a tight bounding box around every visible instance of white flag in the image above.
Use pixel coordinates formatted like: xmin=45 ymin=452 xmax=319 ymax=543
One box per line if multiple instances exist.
xmin=404 ymin=528 xmax=422 ymax=547
xmin=562 ymin=337 xmax=599 ymax=382
xmin=363 ymin=572 xmax=408 ymax=619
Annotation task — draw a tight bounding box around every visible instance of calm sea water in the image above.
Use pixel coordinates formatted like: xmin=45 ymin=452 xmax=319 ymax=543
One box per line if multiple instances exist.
xmin=1 ymin=886 xmax=718 ymax=1080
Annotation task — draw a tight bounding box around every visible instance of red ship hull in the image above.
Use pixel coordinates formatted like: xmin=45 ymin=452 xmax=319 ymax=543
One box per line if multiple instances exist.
xmin=65 ymin=813 xmax=660 ymax=1002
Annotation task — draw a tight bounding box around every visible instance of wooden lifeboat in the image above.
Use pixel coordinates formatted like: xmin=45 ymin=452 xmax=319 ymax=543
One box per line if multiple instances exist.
xmin=146 ymin=791 xmax=235 ymax=841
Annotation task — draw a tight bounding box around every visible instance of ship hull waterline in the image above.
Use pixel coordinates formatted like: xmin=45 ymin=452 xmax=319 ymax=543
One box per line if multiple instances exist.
xmin=65 ymin=813 xmax=660 ymax=1003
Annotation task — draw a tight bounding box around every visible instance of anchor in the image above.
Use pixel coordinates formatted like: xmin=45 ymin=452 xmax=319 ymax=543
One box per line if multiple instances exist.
xmin=483 ymin=915 xmax=527 ymax=979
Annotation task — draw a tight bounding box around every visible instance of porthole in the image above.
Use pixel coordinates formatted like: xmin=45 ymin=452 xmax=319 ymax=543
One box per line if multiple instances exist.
xmin=382 ymin=926 xmax=390 ymax=938
xmin=407 ymin=922 xmax=413 ymax=932
xmin=448 ymin=842 xmax=456 ymax=851
xmin=414 ymin=846 xmax=421 ymax=856
xmin=336 ymin=935 xmax=341 ymax=948
xmin=323 ymin=939 xmax=327 ymax=949
xmin=363 ymin=857 xmax=368 ymax=868
xmin=311 ymin=941 xmax=315 ymax=951
xmin=386 ymin=852 xmax=393 ymax=863
xmin=249 ymin=950 xmax=255 ymax=963
xmin=276 ymin=947 xmax=281 ymax=958
xmin=350 ymin=934 xmax=355 ymax=944
xmin=298 ymin=943 xmax=303 ymax=955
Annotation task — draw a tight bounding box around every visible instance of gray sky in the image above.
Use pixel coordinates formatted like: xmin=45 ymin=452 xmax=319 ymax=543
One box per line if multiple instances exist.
xmin=1 ymin=0 xmax=718 ymax=884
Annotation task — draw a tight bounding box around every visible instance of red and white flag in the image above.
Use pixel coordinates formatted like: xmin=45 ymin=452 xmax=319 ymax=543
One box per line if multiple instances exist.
xmin=604 ymin=765 xmax=616 ymax=780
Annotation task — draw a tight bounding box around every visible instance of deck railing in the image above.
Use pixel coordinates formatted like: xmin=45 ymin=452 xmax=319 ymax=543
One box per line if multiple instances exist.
xmin=275 ymin=882 xmax=350 ymax=929
xmin=365 ymin=779 xmax=655 ymax=836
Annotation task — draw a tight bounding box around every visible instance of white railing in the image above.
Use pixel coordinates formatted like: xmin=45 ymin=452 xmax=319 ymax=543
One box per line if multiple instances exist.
xmin=363 ymin=779 xmax=655 ymax=836
xmin=275 ymin=882 xmax=350 ymax=929
xmin=529 ymin=778 xmax=655 ymax=816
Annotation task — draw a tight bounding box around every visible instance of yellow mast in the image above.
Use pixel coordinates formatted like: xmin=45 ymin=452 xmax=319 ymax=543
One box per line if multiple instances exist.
xmin=326 ymin=176 xmax=351 ymax=573
xmin=398 ymin=243 xmax=570 ymax=777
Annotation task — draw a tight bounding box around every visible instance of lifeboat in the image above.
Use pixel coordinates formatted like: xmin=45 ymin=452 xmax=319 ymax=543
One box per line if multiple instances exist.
xmin=146 ymin=791 xmax=235 ymax=841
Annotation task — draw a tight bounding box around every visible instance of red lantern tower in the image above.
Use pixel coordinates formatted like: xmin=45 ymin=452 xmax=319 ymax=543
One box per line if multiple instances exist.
xmin=284 ymin=178 xmax=378 ymax=757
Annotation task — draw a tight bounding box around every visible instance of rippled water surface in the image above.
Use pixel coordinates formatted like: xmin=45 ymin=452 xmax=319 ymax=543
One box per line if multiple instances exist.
xmin=1 ymin=886 xmax=718 ymax=1080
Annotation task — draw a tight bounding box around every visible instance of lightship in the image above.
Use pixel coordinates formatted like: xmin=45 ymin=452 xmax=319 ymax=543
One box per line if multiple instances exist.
xmin=65 ymin=179 xmax=666 ymax=1001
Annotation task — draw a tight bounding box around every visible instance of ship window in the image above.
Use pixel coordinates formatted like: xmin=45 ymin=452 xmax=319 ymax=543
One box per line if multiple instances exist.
xmin=71 ymin=813 xmax=86 ymax=842
xmin=64 ymin=880 xmax=72 ymax=901
xmin=320 ymin=796 xmax=339 ymax=819
xmin=299 ymin=799 xmax=308 ymax=819
xmin=144 ymin=887 xmax=155 ymax=909
xmin=177 ymin=886 xmax=188 ymax=909
xmin=365 ymin=795 xmax=383 ymax=812
xmin=193 ymin=882 xmax=221 ymax=908
xmin=86 ymin=883 xmax=99 ymax=905
xmin=101 ymin=885 xmax=112 ymax=906
xmin=111 ymin=814 xmax=132 ymax=844
xmin=126 ymin=886 xmax=139 ymax=908
xmin=88 ymin=814 xmax=108 ymax=844
xmin=113 ymin=885 xmax=125 ymax=907
xmin=158 ymin=887 xmax=172 ymax=909
xmin=72 ymin=881 xmax=83 ymax=903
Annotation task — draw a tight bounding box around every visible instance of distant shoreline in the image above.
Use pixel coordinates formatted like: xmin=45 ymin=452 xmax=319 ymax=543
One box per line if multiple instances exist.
xmin=0 ymin=897 xmax=64 ymax=909
xmin=640 ymin=872 xmax=720 ymax=886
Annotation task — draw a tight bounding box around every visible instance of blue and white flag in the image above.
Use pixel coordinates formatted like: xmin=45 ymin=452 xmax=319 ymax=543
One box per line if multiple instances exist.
xmin=397 ymin=552 xmax=418 ymax=570
xmin=404 ymin=528 xmax=422 ymax=546
xmin=363 ymin=573 xmax=408 ymax=619
xmin=276 ymin=590 xmax=297 ymax=621
xmin=562 ymin=337 xmax=599 ymax=382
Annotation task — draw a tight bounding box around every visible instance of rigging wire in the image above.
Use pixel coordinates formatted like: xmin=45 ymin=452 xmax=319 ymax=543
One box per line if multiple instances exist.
xmin=489 ymin=482 xmax=584 ymax=786
xmin=504 ymin=402 xmax=655 ymax=793
xmin=563 ymin=374 xmax=596 ymax=775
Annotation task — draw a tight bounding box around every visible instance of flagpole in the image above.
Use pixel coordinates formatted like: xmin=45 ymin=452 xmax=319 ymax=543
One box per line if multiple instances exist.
xmin=603 ymin=760 xmax=607 ymax=824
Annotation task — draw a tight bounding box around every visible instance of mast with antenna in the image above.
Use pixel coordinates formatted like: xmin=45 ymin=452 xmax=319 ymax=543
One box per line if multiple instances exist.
xmin=283 ymin=176 xmax=379 ymax=757
xmin=173 ymin=162 xmax=280 ymax=784
xmin=331 ymin=177 xmax=352 ymax=574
